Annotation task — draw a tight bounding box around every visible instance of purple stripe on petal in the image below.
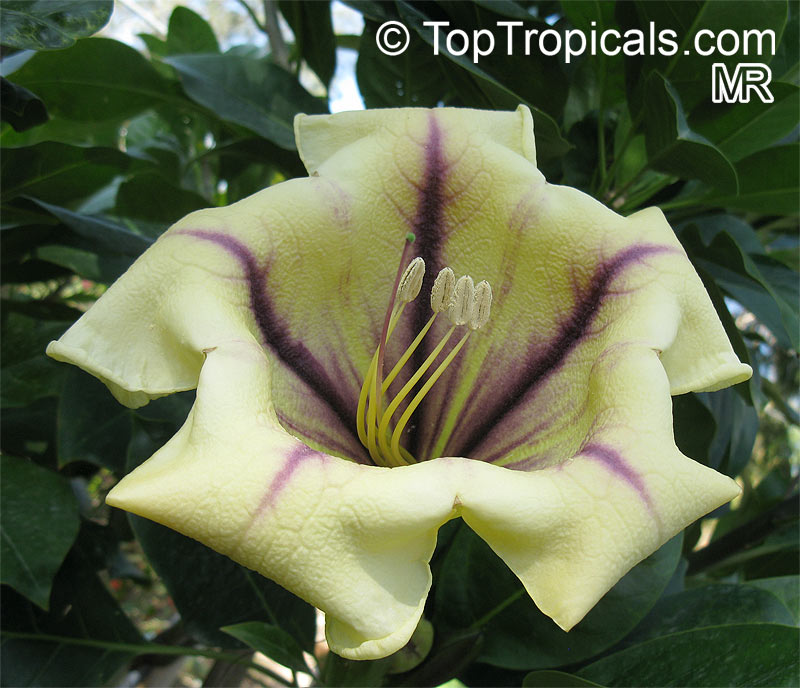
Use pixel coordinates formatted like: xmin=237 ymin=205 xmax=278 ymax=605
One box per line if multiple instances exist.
xmin=454 ymin=244 xmax=674 ymax=459
xmin=407 ymin=114 xmax=450 ymax=456
xmin=256 ymin=444 xmax=326 ymax=515
xmin=580 ymin=442 xmax=653 ymax=512
xmin=175 ymin=229 xmax=370 ymax=463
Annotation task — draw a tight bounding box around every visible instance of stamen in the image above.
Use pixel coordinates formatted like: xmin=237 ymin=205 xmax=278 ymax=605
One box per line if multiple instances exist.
xmin=469 ymin=280 xmax=492 ymax=330
xmin=356 ymin=250 xmax=495 ymax=467
xmin=448 ymin=275 xmax=475 ymax=326
xmin=398 ymin=257 xmax=425 ymax=302
xmin=430 ymin=267 xmax=456 ymax=312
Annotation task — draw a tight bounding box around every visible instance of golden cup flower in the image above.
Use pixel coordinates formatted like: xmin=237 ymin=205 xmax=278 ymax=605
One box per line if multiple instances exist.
xmin=47 ymin=106 xmax=751 ymax=660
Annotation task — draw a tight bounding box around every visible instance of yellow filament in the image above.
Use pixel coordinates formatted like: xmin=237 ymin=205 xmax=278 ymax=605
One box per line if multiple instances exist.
xmin=377 ymin=326 xmax=456 ymax=463
xmin=390 ymin=331 xmax=471 ymax=464
xmin=357 ymin=304 xmax=406 ymax=448
xmin=381 ymin=313 xmax=437 ymax=394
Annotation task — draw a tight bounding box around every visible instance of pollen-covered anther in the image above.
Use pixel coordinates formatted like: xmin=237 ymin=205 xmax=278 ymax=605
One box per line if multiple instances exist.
xmin=430 ymin=267 xmax=456 ymax=312
xmin=448 ymin=275 xmax=475 ymax=326
xmin=469 ymin=280 xmax=492 ymax=330
xmin=398 ymin=257 xmax=425 ymax=303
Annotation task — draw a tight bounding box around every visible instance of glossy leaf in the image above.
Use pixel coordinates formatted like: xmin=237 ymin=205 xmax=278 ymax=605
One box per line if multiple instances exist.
xmin=57 ymin=368 xmax=132 ymax=473
xmin=642 ymin=73 xmax=737 ymax=193
xmin=1 ymin=542 xmax=143 ymax=687
xmin=748 ymin=576 xmax=800 ymax=624
xmin=10 ymin=37 xmax=173 ymax=122
xmin=629 ymin=584 xmax=795 ymax=643
xmin=0 ymin=0 xmax=113 ymax=51
xmin=524 ymin=671 xmax=604 ymax=688
xmin=280 ymin=0 xmax=336 ymax=86
xmin=222 ymin=622 xmax=310 ymax=673
xmin=0 ymin=78 xmax=48 ymax=132
xmin=0 ymin=455 xmax=80 ymax=609
xmin=578 ymin=624 xmax=799 ymax=687
xmin=0 ymin=142 xmax=130 ymax=205
xmin=691 ymin=82 xmax=800 ymax=162
xmin=435 ymin=526 xmax=682 ymax=670
xmin=166 ymin=6 xmax=219 ymax=55
xmin=357 ymin=19 xmax=444 ymax=108
xmin=165 ymin=53 xmax=327 ymax=150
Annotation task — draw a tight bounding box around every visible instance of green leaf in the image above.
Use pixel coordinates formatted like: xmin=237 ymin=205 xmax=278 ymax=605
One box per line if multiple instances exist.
xmin=280 ymin=0 xmax=336 ymax=86
xmin=578 ymin=624 xmax=799 ymax=687
xmin=629 ymin=584 xmax=795 ymax=643
xmin=1 ymin=142 xmax=130 ymax=205
xmin=681 ymin=219 xmax=799 ymax=350
xmin=57 ymin=368 xmax=133 ymax=473
xmin=10 ymin=37 xmax=173 ymax=122
xmin=691 ymin=82 xmax=800 ymax=163
xmin=0 ymin=0 xmax=113 ymax=50
xmin=643 ymin=72 xmax=737 ymax=193
xmin=222 ymin=622 xmax=310 ymax=673
xmin=1 ymin=538 xmax=143 ymax=687
xmin=114 ymin=172 xmax=209 ymax=226
xmin=524 ymin=671 xmax=604 ymax=687
xmin=0 ymin=77 xmax=48 ymax=132
xmin=166 ymin=6 xmax=219 ymax=55
xmin=164 ymin=53 xmax=327 ymax=150
xmin=1 ymin=306 xmax=75 ymax=407
xmin=357 ymin=19 xmax=444 ymax=107
xmin=0 ymin=455 xmax=80 ymax=609
xmin=699 ymin=387 xmax=758 ymax=479
xmin=434 ymin=526 xmax=682 ymax=670
xmin=748 ymin=576 xmax=800 ymax=624
xmin=672 ymin=393 xmax=716 ymax=465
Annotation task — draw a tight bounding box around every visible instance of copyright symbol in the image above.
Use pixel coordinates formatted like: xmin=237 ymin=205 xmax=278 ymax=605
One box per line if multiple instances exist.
xmin=376 ymin=21 xmax=410 ymax=56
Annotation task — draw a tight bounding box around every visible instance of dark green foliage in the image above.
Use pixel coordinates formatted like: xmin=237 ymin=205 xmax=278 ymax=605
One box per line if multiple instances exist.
xmin=1 ymin=1 xmax=797 ymax=686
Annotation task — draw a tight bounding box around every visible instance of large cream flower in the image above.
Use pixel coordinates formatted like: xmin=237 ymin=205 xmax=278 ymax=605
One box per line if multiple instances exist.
xmin=48 ymin=106 xmax=750 ymax=660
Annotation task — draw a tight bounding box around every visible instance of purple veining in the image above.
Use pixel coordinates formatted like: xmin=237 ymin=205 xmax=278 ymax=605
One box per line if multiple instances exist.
xmin=256 ymin=444 xmax=325 ymax=514
xmin=580 ymin=442 xmax=653 ymax=511
xmin=405 ymin=114 xmax=451 ymax=457
xmin=452 ymin=244 xmax=673 ymax=460
xmin=175 ymin=229 xmax=369 ymax=463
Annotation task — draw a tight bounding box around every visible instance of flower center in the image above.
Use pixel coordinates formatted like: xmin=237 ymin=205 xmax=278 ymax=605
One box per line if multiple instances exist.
xmin=356 ymin=235 xmax=493 ymax=467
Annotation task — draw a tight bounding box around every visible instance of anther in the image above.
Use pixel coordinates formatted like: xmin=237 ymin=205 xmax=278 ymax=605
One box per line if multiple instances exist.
xmin=448 ymin=275 xmax=474 ymax=326
xmin=469 ymin=280 xmax=492 ymax=330
xmin=430 ymin=267 xmax=456 ymax=313
xmin=398 ymin=257 xmax=425 ymax=303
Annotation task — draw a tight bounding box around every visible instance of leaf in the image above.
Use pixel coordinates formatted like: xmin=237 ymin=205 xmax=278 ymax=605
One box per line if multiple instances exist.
xmin=748 ymin=576 xmax=800 ymax=624
xmin=698 ymin=387 xmax=758 ymax=479
xmin=629 ymin=584 xmax=795 ymax=643
xmin=166 ymin=6 xmax=219 ymax=55
xmin=642 ymin=72 xmax=737 ymax=193
xmin=0 ymin=78 xmax=48 ymax=132
xmin=0 ymin=142 xmax=130 ymax=205
xmin=125 ymin=422 xmax=316 ymax=650
xmin=524 ymin=671 xmax=604 ymax=687
xmin=1 ymin=306 xmax=75 ymax=407
xmin=164 ymin=53 xmax=327 ymax=150
xmin=222 ymin=622 xmax=310 ymax=673
xmin=434 ymin=526 xmax=682 ymax=670
xmin=357 ymin=19 xmax=444 ymax=107
xmin=114 ymin=172 xmax=210 ymax=227
xmin=0 ymin=455 xmax=80 ymax=609
xmin=58 ymin=368 xmax=133 ymax=473
xmin=10 ymin=37 xmax=173 ymax=122
xmin=691 ymin=82 xmax=800 ymax=162
xmin=1 ymin=537 xmax=143 ymax=687
xmin=280 ymin=0 xmax=336 ymax=86
xmin=578 ymin=624 xmax=799 ymax=687
xmin=396 ymin=2 xmax=571 ymax=162
xmin=0 ymin=0 xmax=113 ymax=50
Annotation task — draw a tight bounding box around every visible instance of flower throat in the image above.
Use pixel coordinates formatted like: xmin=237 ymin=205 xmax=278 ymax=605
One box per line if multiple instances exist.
xmin=357 ymin=234 xmax=492 ymax=467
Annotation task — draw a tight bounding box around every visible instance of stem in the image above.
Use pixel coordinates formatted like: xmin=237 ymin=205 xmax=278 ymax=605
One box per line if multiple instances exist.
xmin=466 ymin=588 xmax=526 ymax=631
xmin=263 ymin=0 xmax=291 ymax=70
xmin=234 ymin=0 xmax=266 ymax=32
xmin=0 ymin=632 xmax=293 ymax=686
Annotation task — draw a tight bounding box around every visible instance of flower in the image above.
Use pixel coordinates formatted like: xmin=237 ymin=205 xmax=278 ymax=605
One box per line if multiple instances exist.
xmin=47 ymin=106 xmax=751 ymax=660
